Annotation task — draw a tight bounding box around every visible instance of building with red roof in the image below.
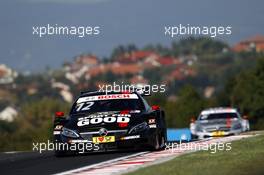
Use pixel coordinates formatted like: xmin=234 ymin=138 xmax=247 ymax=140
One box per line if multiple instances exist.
xmin=233 ymin=35 xmax=264 ymax=52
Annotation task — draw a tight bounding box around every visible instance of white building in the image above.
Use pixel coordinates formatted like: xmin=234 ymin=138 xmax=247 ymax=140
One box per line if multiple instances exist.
xmin=0 ymin=106 xmax=17 ymax=122
xmin=0 ymin=64 xmax=18 ymax=84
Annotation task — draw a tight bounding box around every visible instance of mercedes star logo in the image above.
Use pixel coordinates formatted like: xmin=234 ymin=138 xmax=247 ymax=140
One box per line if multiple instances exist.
xmin=99 ymin=128 xmax=108 ymax=136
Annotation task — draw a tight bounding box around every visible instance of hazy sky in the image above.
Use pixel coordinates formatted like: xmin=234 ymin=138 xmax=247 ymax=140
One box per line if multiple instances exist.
xmin=0 ymin=0 xmax=264 ymax=72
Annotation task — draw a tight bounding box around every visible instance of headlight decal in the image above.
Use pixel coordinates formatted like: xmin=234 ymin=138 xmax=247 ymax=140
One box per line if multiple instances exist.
xmin=128 ymin=122 xmax=149 ymax=134
xmin=61 ymin=127 xmax=79 ymax=138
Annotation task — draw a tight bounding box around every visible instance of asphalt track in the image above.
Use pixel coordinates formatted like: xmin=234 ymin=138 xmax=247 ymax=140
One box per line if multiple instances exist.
xmin=0 ymin=150 xmax=140 ymax=175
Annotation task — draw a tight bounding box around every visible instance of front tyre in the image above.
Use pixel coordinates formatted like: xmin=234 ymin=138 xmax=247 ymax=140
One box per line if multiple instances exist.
xmin=151 ymin=131 xmax=164 ymax=151
xmin=150 ymin=133 xmax=160 ymax=151
xmin=159 ymin=134 xmax=166 ymax=150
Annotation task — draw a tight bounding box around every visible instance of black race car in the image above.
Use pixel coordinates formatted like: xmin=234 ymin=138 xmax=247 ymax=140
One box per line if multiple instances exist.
xmin=53 ymin=91 xmax=167 ymax=156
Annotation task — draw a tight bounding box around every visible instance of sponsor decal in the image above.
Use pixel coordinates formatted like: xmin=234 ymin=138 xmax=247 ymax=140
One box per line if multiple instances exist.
xmin=120 ymin=135 xmax=140 ymax=140
xmin=120 ymin=110 xmax=130 ymax=114
xmin=53 ymin=131 xmax=61 ymax=135
xmin=69 ymin=140 xmax=91 ymax=143
xmin=118 ymin=122 xmax=128 ymax=128
xmin=201 ymin=109 xmax=237 ymax=115
xmin=77 ymin=114 xmax=131 ymax=126
xmin=76 ymin=94 xmax=138 ymax=103
xmin=130 ymin=110 xmax=141 ymax=113
xmin=212 ymin=131 xmax=225 ymax=136
xmin=54 ymin=125 xmax=63 ymax=130
xmin=226 ymin=118 xmax=232 ymax=128
xmin=149 ymin=124 xmax=157 ymax=128
xmin=92 ymin=136 xmax=115 ymax=143
xmin=148 ymin=119 xmax=156 ymax=124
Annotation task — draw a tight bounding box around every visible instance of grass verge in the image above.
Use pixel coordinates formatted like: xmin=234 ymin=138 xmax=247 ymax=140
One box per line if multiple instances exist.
xmin=126 ymin=134 xmax=264 ymax=175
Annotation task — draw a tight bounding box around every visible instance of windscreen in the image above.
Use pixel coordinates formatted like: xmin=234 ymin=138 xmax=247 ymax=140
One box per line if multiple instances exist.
xmin=70 ymin=94 xmax=144 ymax=114
xmin=199 ymin=113 xmax=239 ymax=120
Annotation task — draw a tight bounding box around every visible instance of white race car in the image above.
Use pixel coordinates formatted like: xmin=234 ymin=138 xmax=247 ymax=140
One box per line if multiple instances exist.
xmin=190 ymin=107 xmax=250 ymax=139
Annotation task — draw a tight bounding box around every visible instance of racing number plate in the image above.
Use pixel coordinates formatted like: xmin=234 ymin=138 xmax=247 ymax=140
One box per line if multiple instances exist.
xmin=92 ymin=136 xmax=115 ymax=143
xmin=212 ymin=131 xmax=225 ymax=136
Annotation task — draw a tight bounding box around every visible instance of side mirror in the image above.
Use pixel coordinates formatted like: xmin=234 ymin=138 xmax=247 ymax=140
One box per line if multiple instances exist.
xmin=151 ymin=105 xmax=160 ymax=110
xmin=190 ymin=117 xmax=196 ymax=123
xmin=55 ymin=111 xmax=65 ymax=118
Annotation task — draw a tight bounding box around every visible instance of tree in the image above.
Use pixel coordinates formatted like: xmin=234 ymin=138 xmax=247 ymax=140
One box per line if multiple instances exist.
xmin=110 ymin=44 xmax=138 ymax=60
xmin=0 ymin=98 xmax=70 ymax=151
xmin=229 ymin=58 xmax=264 ymax=129
xmin=165 ymin=85 xmax=206 ymax=128
xmin=172 ymin=37 xmax=229 ymax=56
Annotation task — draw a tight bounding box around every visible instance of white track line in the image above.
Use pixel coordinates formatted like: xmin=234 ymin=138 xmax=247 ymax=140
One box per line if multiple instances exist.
xmin=3 ymin=151 xmax=28 ymax=154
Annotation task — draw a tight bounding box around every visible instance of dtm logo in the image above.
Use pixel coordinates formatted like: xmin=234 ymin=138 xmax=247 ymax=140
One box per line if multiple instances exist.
xmin=77 ymin=114 xmax=131 ymax=126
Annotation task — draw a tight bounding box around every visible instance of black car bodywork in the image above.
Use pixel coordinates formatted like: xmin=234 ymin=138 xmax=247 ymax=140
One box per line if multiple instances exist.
xmin=53 ymin=91 xmax=167 ymax=156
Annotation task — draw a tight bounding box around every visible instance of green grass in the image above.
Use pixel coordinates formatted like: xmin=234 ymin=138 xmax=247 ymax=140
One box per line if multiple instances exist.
xmin=126 ymin=134 xmax=264 ymax=175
